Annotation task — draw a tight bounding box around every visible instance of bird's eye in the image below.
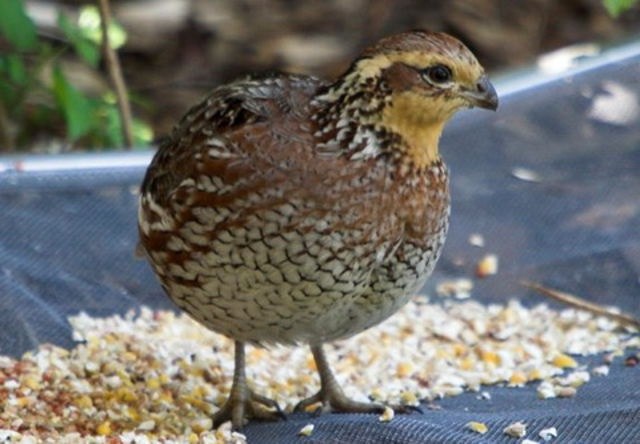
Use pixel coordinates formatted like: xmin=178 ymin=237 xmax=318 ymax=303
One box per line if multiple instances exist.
xmin=422 ymin=65 xmax=453 ymax=85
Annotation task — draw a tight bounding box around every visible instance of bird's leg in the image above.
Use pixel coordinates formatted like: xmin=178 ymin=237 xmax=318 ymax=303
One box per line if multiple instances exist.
xmin=212 ymin=341 xmax=285 ymax=430
xmin=294 ymin=344 xmax=385 ymax=415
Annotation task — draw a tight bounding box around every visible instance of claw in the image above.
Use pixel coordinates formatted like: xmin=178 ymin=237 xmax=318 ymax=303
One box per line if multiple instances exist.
xmin=295 ymin=345 xmax=386 ymax=416
xmin=212 ymin=389 xmax=284 ymax=430
xmin=214 ymin=341 xmax=285 ymax=430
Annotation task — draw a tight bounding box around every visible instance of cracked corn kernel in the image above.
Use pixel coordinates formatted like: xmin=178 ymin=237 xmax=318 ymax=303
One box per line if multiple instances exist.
xmin=509 ymin=371 xmax=527 ymax=386
xmin=476 ymin=254 xmax=498 ymax=277
xmin=146 ymin=377 xmax=161 ymax=390
xmin=74 ymin=395 xmax=93 ymax=409
xmin=126 ymin=406 xmax=141 ymax=422
xmin=378 ymin=406 xmax=394 ymax=422
xmin=537 ymin=381 xmax=556 ymax=399
xmin=480 ymin=349 xmax=500 ymax=366
xmin=303 ymin=402 xmax=323 ymax=413
xmin=22 ymin=375 xmax=40 ymax=391
xmin=117 ymin=386 xmax=138 ymax=402
xmin=369 ymin=387 xmax=384 ymax=402
xmin=503 ymin=421 xmax=527 ymax=438
xmin=592 ymin=365 xmax=610 ymax=376
xmin=552 ymin=353 xmax=577 ymax=369
xmin=298 ymin=424 xmax=314 ymax=436
xmin=459 ymin=356 xmax=475 ymax=370
xmin=539 ymin=426 xmax=558 ymax=441
xmin=466 ymin=421 xmax=488 ymax=434
xmin=396 ymin=361 xmax=413 ymax=377
xmin=191 ymin=417 xmax=213 ymax=433
xmin=15 ymin=397 xmax=32 ymax=408
xmin=528 ymin=368 xmax=543 ymax=380
xmin=306 ymin=355 xmax=317 ymax=371
xmin=0 ymin=298 xmax=633 ymax=442
xmin=555 ymin=386 xmax=577 ymax=398
xmin=400 ymin=390 xmax=418 ymax=406
xmin=96 ymin=421 xmax=112 ymax=436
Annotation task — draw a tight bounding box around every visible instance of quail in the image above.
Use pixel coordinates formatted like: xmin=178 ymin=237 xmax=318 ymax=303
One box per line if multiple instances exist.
xmin=138 ymin=30 xmax=498 ymax=429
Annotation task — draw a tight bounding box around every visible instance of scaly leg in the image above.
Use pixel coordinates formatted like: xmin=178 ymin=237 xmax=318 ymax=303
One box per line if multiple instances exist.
xmin=212 ymin=341 xmax=285 ymax=430
xmin=294 ymin=344 xmax=385 ymax=414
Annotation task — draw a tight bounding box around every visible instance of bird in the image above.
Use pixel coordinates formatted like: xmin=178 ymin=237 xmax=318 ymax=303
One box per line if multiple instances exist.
xmin=137 ymin=30 xmax=498 ymax=430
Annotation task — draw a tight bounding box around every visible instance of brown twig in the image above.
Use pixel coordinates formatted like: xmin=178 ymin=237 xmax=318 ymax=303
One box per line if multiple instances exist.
xmin=521 ymin=281 xmax=640 ymax=329
xmin=0 ymin=101 xmax=12 ymax=151
xmin=97 ymin=0 xmax=133 ymax=149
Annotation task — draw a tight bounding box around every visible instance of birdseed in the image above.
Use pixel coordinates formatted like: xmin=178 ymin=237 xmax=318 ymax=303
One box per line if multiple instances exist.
xmin=538 ymin=426 xmax=558 ymax=441
xmin=503 ymin=421 xmax=527 ymax=438
xmin=378 ymin=406 xmax=395 ymax=423
xmin=0 ymin=297 xmax=637 ymax=443
xmin=466 ymin=421 xmax=488 ymax=434
xmin=297 ymin=424 xmax=314 ymax=437
xmin=475 ymin=254 xmax=499 ymax=277
xmin=468 ymin=233 xmax=485 ymax=248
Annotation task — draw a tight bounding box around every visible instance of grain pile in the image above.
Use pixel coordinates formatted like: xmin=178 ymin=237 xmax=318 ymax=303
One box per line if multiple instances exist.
xmin=0 ymin=297 xmax=637 ymax=443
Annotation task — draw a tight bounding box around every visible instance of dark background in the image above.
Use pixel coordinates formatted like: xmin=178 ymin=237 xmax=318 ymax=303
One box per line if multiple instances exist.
xmin=13 ymin=0 xmax=640 ymax=149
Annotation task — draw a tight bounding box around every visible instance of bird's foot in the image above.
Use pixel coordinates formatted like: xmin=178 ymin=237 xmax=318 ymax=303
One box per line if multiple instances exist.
xmin=213 ymin=389 xmax=286 ymax=430
xmin=294 ymin=384 xmax=385 ymax=415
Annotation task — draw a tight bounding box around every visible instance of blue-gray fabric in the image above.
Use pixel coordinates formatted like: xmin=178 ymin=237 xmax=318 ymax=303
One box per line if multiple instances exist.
xmin=1 ymin=46 xmax=639 ymax=443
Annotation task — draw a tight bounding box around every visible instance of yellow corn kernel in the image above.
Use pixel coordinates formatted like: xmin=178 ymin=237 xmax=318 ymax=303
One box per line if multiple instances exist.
xmin=369 ymin=388 xmax=384 ymax=402
xmin=16 ymin=397 xmax=32 ymax=408
xmin=298 ymin=373 xmax=314 ymax=385
xmin=400 ymin=391 xmax=418 ymax=406
xmin=396 ymin=362 xmax=413 ymax=378
xmin=528 ymin=368 xmax=543 ymax=380
xmin=436 ymin=348 xmax=451 ymax=359
xmin=116 ymin=369 xmax=133 ymax=386
xmin=146 ymin=377 xmax=161 ymax=390
xmin=453 ymin=343 xmax=467 ymax=356
xmin=467 ymin=421 xmax=488 ymax=434
xmin=159 ymin=390 xmax=174 ymax=403
xmin=552 ymin=353 xmax=577 ymax=369
xmin=126 ymin=406 xmax=141 ymax=422
xmin=509 ymin=371 xmax=527 ymax=386
xmin=102 ymin=361 xmax=119 ymax=374
xmin=74 ymin=395 xmax=93 ymax=409
xmin=304 ymin=401 xmax=323 ymax=413
xmin=22 ymin=375 xmax=40 ymax=391
xmin=188 ymin=433 xmax=199 ymax=444
xmin=378 ymin=406 xmax=394 ymax=422
xmin=191 ymin=417 xmax=213 ymax=433
xmin=480 ymin=349 xmax=500 ymax=366
xmin=190 ymin=385 xmax=208 ymax=399
xmin=159 ymin=373 xmax=171 ymax=385
xmin=249 ymin=348 xmax=267 ymax=360
xmin=182 ymin=395 xmax=210 ymax=412
xmin=96 ymin=421 xmax=112 ymax=436
xmin=306 ymin=356 xmax=317 ymax=371
xmin=116 ymin=387 xmax=138 ymax=403
xmin=459 ymin=356 xmax=475 ymax=370
xmin=122 ymin=351 xmax=137 ymax=362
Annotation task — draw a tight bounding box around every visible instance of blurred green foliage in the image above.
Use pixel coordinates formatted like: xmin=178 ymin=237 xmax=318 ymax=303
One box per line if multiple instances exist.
xmin=0 ymin=0 xmax=151 ymax=151
xmin=604 ymin=0 xmax=638 ymax=16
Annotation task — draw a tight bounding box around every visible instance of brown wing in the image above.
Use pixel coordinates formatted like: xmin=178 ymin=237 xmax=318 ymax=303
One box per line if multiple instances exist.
xmin=138 ymin=71 xmax=412 ymax=267
xmin=141 ymin=72 xmax=325 ymax=207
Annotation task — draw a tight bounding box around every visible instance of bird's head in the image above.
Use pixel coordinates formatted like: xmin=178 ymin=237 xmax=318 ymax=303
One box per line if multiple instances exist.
xmin=316 ymin=31 xmax=498 ymax=169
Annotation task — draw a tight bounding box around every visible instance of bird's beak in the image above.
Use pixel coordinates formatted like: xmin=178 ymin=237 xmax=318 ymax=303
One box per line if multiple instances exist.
xmin=462 ymin=75 xmax=498 ymax=111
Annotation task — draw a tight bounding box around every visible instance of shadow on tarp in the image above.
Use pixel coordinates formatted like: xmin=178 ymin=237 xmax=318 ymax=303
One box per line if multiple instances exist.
xmin=1 ymin=40 xmax=639 ymax=443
